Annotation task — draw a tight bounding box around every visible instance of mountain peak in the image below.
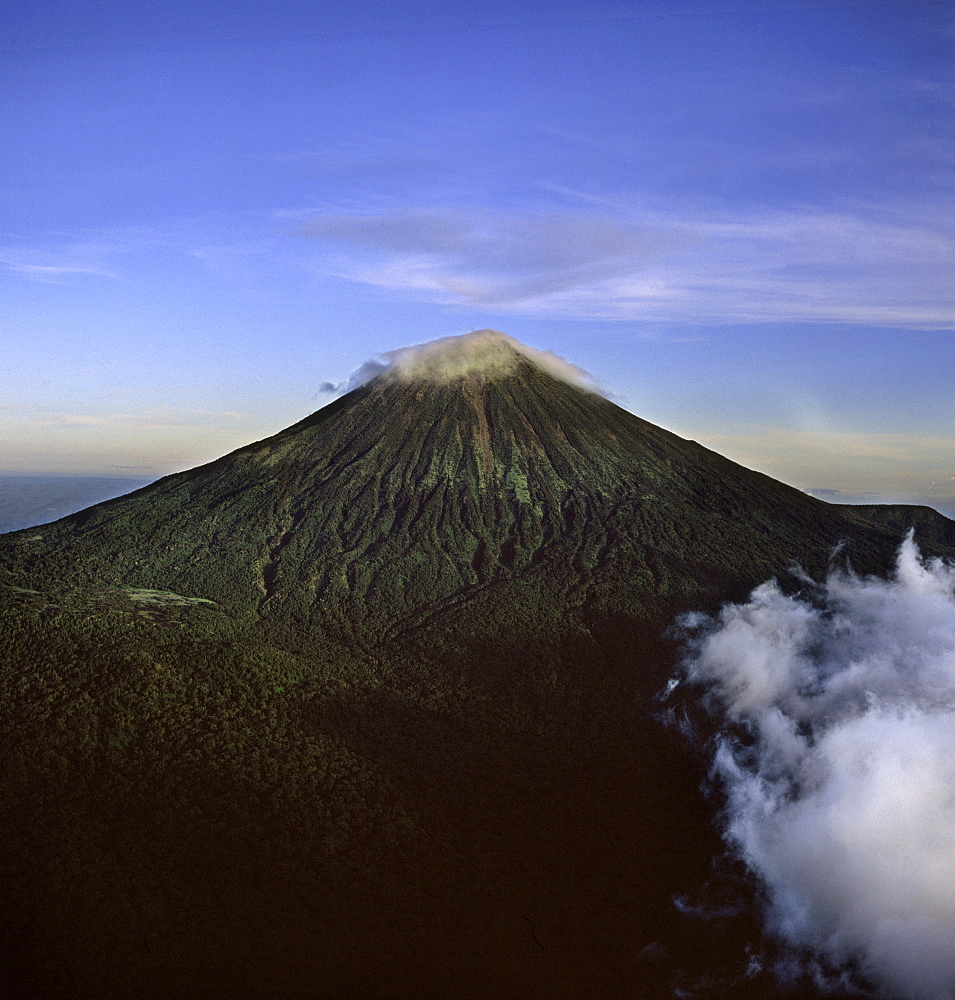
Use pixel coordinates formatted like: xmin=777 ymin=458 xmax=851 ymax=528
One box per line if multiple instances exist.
xmin=374 ymin=329 xmax=596 ymax=390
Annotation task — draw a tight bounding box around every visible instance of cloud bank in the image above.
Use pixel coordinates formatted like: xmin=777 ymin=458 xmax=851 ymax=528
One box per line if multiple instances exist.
xmin=318 ymin=329 xmax=598 ymax=394
xmin=679 ymin=534 xmax=955 ymax=999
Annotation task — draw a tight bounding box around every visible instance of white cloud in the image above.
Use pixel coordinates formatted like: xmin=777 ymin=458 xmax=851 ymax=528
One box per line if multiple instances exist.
xmin=677 ymin=535 xmax=955 ymax=999
xmin=0 ymin=247 xmax=121 ymax=282
xmin=7 ymin=194 xmax=952 ymax=331
xmin=317 ymin=328 xmax=599 ymax=393
xmin=298 ymin=201 xmax=955 ymax=329
xmin=303 ymin=208 xmax=672 ymax=308
xmin=6 ymin=194 xmax=952 ymax=330
xmin=384 ymin=328 xmax=597 ymax=387
xmin=0 ymin=218 xmax=276 ymax=290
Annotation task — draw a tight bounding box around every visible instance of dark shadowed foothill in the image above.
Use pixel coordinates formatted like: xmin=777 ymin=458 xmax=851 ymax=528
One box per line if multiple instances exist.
xmin=1 ymin=331 xmax=952 ymax=999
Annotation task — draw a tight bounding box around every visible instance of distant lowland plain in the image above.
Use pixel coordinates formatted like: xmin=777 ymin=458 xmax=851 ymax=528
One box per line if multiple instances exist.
xmin=0 ymin=475 xmax=155 ymax=536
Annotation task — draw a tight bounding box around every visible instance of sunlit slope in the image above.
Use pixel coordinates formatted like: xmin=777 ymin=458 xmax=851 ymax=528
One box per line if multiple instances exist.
xmin=0 ymin=351 xmax=924 ymax=644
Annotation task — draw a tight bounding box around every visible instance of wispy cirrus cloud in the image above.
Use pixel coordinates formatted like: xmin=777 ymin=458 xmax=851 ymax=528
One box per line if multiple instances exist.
xmin=0 ymin=215 xmax=276 ymax=285
xmin=297 ymin=200 xmax=955 ymax=329
xmin=3 ymin=407 xmax=246 ymax=431
xmin=301 ymin=209 xmax=674 ymax=307
xmin=6 ymin=195 xmax=952 ymax=331
xmin=0 ymin=245 xmax=122 ymax=282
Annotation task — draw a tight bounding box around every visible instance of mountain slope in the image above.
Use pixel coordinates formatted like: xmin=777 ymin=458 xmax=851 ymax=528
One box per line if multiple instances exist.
xmin=1 ymin=331 xmax=952 ymax=1000
xmin=846 ymin=501 xmax=955 ymax=549
xmin=0 ymin=333 xmax=931 ymax=646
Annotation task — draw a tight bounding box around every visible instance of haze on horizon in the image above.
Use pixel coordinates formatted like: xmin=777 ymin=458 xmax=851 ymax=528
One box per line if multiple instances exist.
xmin=2 ymin=0 xmax=953 ymax=516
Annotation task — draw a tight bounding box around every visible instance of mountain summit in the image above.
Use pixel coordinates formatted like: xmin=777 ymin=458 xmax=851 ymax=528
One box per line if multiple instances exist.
xmin=1 ymin=331 xmax=953 ymax=1000
xmin=361 ymin=327 xmax=598 ymax=387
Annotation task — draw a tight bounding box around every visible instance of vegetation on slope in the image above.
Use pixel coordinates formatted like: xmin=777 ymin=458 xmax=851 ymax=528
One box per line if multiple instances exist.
xmin=1 ymin=346 xmax=952 ymax=998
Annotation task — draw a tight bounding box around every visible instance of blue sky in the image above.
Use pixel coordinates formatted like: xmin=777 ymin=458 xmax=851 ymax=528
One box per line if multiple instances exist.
xmin=2 ymin=0 xmax=953 ymax=513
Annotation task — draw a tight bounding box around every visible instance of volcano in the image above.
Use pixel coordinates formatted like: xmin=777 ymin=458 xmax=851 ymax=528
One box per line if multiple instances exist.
xmin=0 ymin=329 xmax=923 ymax=639
xmin=1 ymin=330 xmax=952 ymax=999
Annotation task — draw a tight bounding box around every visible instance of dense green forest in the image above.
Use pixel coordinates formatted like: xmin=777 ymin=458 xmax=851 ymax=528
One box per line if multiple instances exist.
xmin=2 ymin=351 xmax=952 ymax=998
xmin=0 ymin=580 xmax=771 ymax=999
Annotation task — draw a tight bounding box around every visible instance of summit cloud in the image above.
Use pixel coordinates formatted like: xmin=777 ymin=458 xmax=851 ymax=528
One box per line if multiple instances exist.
xmin=318 ymin=329 xmax=600 ymax=395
